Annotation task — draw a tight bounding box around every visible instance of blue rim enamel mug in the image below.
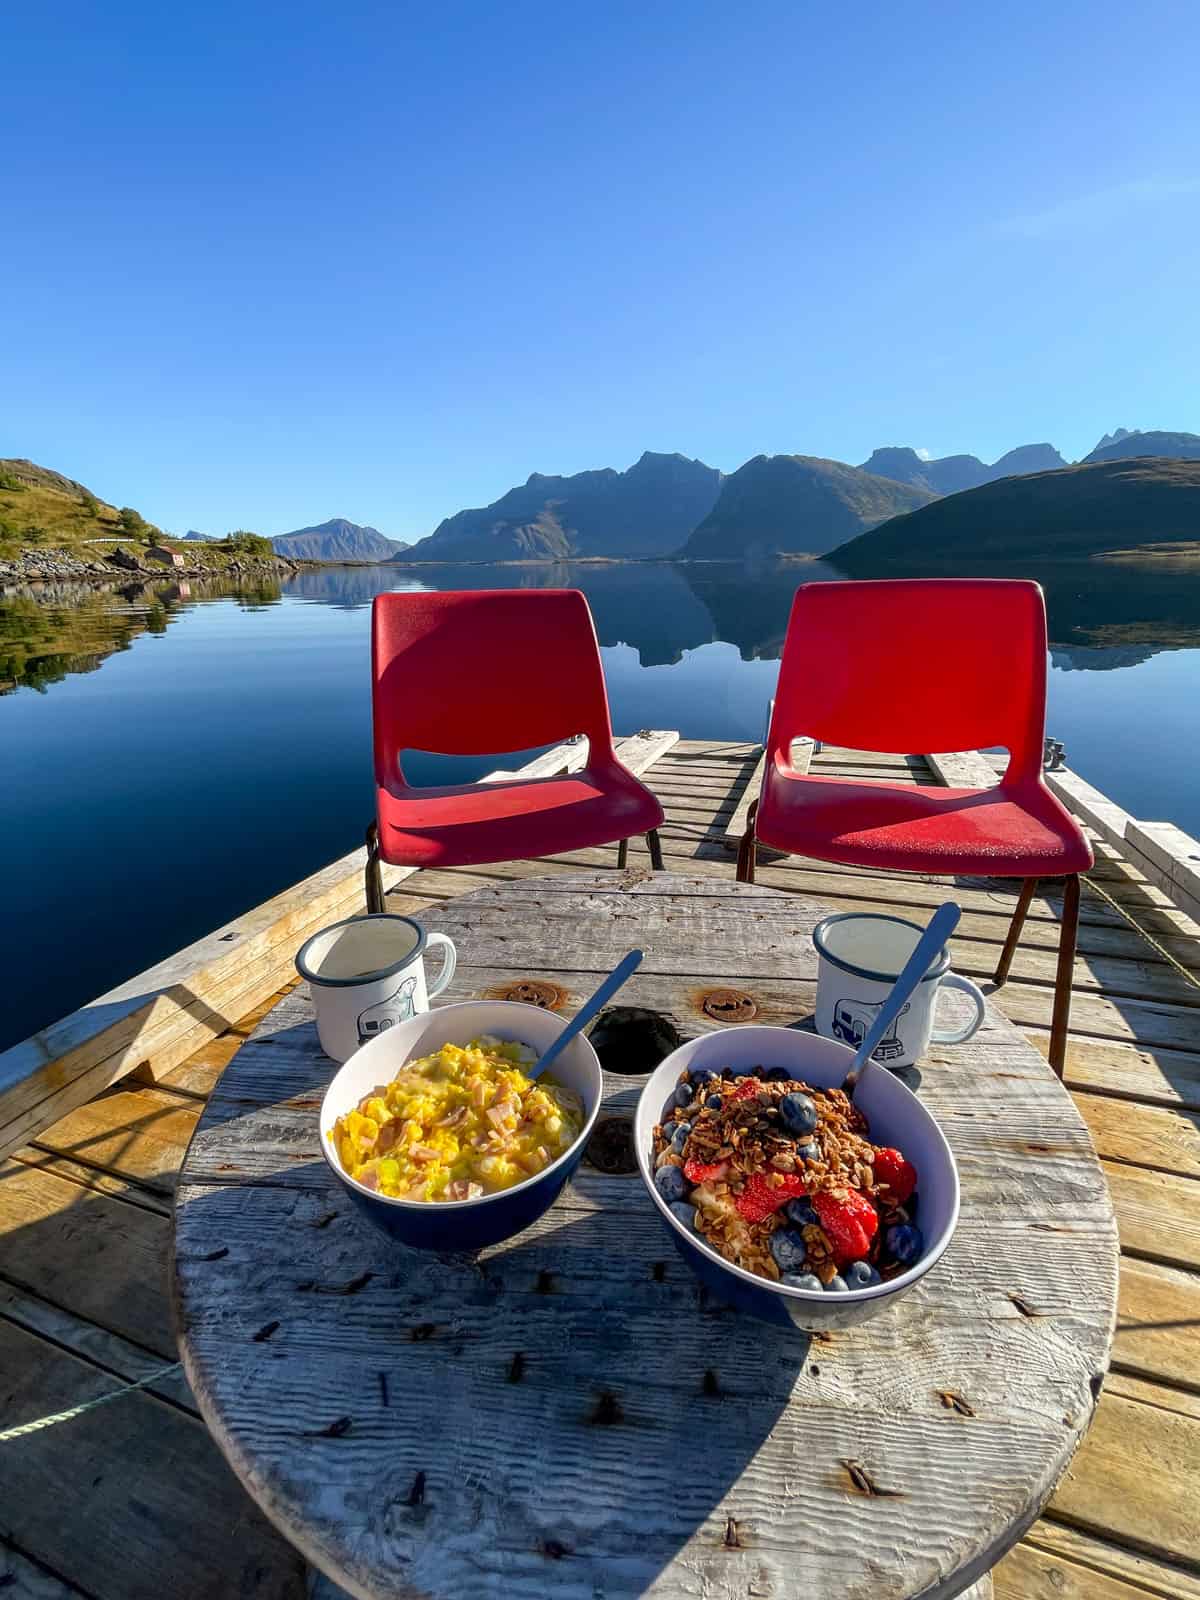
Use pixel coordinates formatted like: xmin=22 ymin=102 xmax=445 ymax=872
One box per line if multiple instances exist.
xmin=812 ymin=912 xmax=985 ymax=1067
xmin=296 ymin=913 xmax=457 ymax=1062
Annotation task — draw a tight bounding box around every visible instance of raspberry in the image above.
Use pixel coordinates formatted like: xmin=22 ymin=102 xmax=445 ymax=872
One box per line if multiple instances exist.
xmin=729 ymin=1079 xmax=762 ymax=1103
xmin=813 ymin=1189 xmax=879 ymax=1264
xmin=683 ymin=1157 xmax=728 ymax=1183
xmin=734 ymin=1171 xmax=807 ymax=1224
xmin=873 ymin=1147 xmax=917 ymax=1205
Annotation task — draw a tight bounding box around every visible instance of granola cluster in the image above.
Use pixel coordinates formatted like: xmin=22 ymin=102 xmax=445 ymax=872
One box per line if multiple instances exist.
xmin=651 ymin=1066 xmax=923 ymax=1292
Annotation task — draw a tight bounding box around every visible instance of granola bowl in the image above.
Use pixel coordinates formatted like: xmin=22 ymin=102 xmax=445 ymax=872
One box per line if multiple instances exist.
xmin=319 ymin=1000 xmax=602 ymax=1251
xmin=635 ymin=1026 xmax=959 ymax=1330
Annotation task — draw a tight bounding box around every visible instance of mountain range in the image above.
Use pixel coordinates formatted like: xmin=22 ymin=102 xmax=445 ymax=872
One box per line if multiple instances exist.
xmin=858 ymin=443 xmax=1066 ymax=495
xmin=397 ymin=451 xmax=723 ymax=561
xmin=10 ymin=425 xmax=1200 ymax=566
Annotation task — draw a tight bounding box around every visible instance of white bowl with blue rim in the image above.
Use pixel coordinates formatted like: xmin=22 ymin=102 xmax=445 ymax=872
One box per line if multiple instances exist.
xmin=319 ymin=999 xmax=603 ymax=1251
xmin=635 ymin=1025 xmax=959 ymax=1330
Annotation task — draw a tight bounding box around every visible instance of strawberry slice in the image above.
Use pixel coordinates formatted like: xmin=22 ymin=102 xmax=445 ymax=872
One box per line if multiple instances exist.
xmin=683 ymin=1156 xmax=728 ymax=1183
xmin=813 ymin=1189 xmax=879 ymax=1264
xmin=729 ymin=1079 xmax=762 ymax=1103
xmin=734 ymin=1171 xmax=807 ymax=1224
xmin=873 ymin=1147 xmax=917 ymax=1204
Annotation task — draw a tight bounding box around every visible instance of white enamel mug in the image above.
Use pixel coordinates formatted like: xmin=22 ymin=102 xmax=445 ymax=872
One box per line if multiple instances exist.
xmin=295 ymin=913 xmax=457 ymax=1063
xmin=812 ymin=912 xmax=985 ymax=1068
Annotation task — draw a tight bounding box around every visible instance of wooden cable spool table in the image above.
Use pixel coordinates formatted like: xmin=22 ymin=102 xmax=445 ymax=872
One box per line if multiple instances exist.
xmin=173 ymin=872 xmax=1118 ymax=1600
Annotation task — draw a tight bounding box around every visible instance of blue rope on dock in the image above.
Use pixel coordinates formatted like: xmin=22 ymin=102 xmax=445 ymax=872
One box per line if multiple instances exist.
xmin=0 ymin=1361 xmax=183 ymax=1442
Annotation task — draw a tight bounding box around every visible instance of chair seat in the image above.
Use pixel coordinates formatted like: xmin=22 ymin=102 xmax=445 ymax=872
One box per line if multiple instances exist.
xmin=377 ymin=762 xmax=664 ymax=869
xmin=756 ymin=769 xmax=1093 ymax=879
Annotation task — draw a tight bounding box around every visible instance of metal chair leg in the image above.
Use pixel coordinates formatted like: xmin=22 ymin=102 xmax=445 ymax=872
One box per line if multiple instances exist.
xmin=646 ymin=828 xmax=664 ymax=871
xmin=1048 ymin=874 xmax=1081 ymax=1080
xmin=364 ymin=821 xmax=385 ymax=914
xmin=995 ymin=877 xmax=1037 ymax=986
xmin=736 ymin=800 xmax=758 ymax=884
xmin=617 ymin=837 xmax=629 ymax=869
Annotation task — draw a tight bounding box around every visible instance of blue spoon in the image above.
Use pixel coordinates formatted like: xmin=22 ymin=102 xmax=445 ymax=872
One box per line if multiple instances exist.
xmin=529 ymin=949 xmax=644 ymax=1080
xmin=839 ymin=902 xmax=962 ymax=1097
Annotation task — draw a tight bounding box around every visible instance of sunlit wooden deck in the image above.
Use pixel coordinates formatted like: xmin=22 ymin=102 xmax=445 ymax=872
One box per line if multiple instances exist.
xmin=2 ymin=738 xmax=1198 ymax=1599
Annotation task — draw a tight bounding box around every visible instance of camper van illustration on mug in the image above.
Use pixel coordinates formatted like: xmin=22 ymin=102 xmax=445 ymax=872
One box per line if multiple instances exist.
xmin=831 ymin=997 xmax=910 ymax=1061
xmin=356 ymin=977 xmax=418 ymax=1046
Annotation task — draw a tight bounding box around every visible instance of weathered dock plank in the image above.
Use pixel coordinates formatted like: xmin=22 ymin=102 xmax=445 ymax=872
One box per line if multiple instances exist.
xmin=0 ymin=1322 xmax=305 ymax=1600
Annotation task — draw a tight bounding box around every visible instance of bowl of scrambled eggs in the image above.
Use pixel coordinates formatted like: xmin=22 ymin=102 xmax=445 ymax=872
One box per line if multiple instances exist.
xmin=319 ymin=1000 xmax=603 ymax=1249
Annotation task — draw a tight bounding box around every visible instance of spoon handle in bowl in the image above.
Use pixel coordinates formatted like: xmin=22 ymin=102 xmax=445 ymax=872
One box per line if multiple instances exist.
xmin=529 ymin=949 xmax=643 ymax=1080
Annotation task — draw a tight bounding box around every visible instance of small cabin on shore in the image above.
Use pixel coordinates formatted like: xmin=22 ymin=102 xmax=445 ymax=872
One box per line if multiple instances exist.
xmin=146 ymin=544 xmax=185 ymax=569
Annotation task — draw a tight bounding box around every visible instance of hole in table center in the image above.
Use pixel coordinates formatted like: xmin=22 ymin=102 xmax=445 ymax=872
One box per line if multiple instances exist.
xmin=588 ymin=1006 xmax=682 ymax=1074
xmin=583 ymin=1116 xmax=637 ymax=1174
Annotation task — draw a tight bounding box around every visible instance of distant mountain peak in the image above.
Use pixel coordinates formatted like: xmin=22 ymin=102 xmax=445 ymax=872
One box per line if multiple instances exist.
xmin=1083 ymin=430 xmax=1200 ymax=465
xmin=681 ymin=453 xmax=936 ymax=559
xmin=1092 ymin=427 xmax=1136 ymax=453
xmin=271 ymin=518 xmax=409 ymax=563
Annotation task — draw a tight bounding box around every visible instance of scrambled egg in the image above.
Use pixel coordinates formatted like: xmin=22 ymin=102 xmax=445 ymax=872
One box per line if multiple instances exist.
xmin=330 ymin=1036 xmax=583 ymax=1202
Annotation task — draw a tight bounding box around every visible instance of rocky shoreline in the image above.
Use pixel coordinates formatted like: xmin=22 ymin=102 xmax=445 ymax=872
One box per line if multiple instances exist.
xmin=0 ymin=547 xmax=298 ymax=586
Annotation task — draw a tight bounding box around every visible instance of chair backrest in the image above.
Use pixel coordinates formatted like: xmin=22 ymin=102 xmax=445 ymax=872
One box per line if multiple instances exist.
xmin=372 ymin=590 xmax=616 ymax=782
xmin=767 ymin=579 xmax=1048 ymax=783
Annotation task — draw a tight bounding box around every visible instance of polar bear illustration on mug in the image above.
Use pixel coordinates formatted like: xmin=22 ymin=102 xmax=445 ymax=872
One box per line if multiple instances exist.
xmin=356 ymin=977 xmax=418 ymax=1046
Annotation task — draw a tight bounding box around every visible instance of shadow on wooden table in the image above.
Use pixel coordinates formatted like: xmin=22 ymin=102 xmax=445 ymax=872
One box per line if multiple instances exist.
xmin=175 ymin=1176 xmax=813 ymax=1597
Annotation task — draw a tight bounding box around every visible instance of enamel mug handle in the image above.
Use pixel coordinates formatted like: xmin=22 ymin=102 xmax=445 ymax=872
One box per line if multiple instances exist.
xmin=932 ymin=971 xmax=986 ymax=1045
xmin=424 ymin=932 xmax=457 ymax=999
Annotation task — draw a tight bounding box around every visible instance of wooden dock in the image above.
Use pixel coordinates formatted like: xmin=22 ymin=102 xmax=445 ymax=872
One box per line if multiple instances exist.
xmin=2 ymin=738 xmax=1198 ymax=1599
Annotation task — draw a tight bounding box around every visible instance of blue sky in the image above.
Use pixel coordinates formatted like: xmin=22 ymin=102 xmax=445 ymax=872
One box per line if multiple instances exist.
xmin=4 ymin=0 xmax=1198 ymax=539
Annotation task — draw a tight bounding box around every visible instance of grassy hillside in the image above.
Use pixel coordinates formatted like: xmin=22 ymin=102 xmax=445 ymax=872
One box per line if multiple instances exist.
xmin=0 ymin=459 xmax=282 ymax=571
xmin=0 ymin=459 xmax=132 ymax=554
xmin=829 ymin=457 xmax=1200 ymax=571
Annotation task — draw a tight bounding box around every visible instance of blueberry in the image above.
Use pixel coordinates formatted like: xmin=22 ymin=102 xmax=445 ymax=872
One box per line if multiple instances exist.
xmin=763 ymin=1066 xmax=792 ymax=1082
xmin=705 ymin=1094 xmax=723 ymax=1112
xmin=670 ymin=1123 xmax=691 ymax=1154
xmin=779 ymin=1092 xmax=818 ymax=1137
xmin=782 ymin=1271 xmax=824 ymax=1291
xmin=668 ymin=1201 xmax=699 ymax=1231
xmin=768 ymin=1229 xmax=808 ymax=1272
xmin=673 ymin=1083 xmax=695 ymax=1110
xmin=825 ymin=1274 xmax=849 ymax=1293
xmin=784 ymin=1197 xmax=818 ymax=1228
xmin=690 ymin=1067 xmax=718 ymax=1088
xmin=844 ymin=1260 xmax=881 ymax=1289
xmin=661 ymin=1096 xmax=677 ymax=1121
xmin=797 ymin=1141 xmax=820 ymax=1164
xmin=654 ymin=1165 xmax=687 ymax=1204
xmin=886 ymin=1223 xmax=924 ymax=1268
xmin=662 ymin=1120 xmax=678 ymax=1141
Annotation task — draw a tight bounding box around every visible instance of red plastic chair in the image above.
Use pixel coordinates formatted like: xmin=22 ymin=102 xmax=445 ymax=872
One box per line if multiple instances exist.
xmin=736 ymin=579 xmax=1092 ymax=1077
xmin=365 ymin=590 xmax=664 ymax=903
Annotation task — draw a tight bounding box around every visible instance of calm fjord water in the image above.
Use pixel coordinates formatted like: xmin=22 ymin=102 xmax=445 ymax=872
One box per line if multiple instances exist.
xmin=3 ymin=559 xmax=1199 ymax=1051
